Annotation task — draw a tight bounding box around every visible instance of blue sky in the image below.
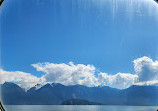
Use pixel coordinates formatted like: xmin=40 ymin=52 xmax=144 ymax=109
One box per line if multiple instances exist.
xmin=0 ymin=0 xmax=158 ymax=89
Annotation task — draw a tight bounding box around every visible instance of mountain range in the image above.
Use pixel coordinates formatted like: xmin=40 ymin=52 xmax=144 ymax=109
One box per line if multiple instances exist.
xmin=1 ymin=82 xmax=158 ymax=106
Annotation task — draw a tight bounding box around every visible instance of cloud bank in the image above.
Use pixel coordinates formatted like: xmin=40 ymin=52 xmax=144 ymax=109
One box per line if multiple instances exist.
xmin=1 ymin=56 xmax=158 ymax=89
xmin=0 ymin=69 xmax=41 ymax=89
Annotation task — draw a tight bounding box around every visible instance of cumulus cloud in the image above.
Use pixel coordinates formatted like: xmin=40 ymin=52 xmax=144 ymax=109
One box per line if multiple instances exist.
xmin=98 ymin=72 xmax=138 ymax=89
xmin=1 ymin=56 xmax=158 ymax=89
xmin=134 ymin=56 xmax=158 ymax=82
xmin=32 ymin=62 xmax=97 ymax=87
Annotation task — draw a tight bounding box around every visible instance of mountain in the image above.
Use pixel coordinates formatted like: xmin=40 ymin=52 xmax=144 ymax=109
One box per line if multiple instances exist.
xmin=123 ymin=85 xmax=158 ymax=106
xmin=1 ymin=82 xmax=27 ymax=105
xmin=1 ymin=82 xmax=158 ymax=105
xmin=61 ymin=99 xmax=103 ymax=105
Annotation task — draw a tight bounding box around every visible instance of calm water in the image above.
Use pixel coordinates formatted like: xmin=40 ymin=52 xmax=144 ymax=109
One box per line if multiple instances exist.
xmin=3 ymin=105 xmax=158 ymax=111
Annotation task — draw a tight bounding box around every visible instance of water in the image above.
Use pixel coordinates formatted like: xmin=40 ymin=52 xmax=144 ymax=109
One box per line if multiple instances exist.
xmin=3 ymin=105 xmax=158 ymax=111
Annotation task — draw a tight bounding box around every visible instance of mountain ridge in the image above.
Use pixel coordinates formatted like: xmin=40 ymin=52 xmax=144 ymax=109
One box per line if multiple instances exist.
xmin=1 ymin=82 xmax=158 ymax=106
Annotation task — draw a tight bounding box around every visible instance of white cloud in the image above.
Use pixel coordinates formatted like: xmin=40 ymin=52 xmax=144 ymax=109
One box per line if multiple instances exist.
xmin=0 ymin=69 xmax=41 ymax=90
xmin=98 ymin=72 xmax=138 ymax=89
xmin=1 ymin=56 xmax=158 ymax=89
xmin=32 ymin=62 xmax=97 ymax=87
xmin=134 ymin=56 xmax=158 ymax=82
xmin=134 ymin=80 xmax=158 ymax=86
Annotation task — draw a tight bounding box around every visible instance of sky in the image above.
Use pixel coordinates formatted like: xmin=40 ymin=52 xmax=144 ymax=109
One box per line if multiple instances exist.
xmin=0 ymin=0 xmax=158 ymax=89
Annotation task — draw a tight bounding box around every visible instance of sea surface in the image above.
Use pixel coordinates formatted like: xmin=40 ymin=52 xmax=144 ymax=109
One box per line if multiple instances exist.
xmin=3 ymin=105 xmax=158 ymax=111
